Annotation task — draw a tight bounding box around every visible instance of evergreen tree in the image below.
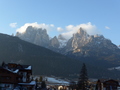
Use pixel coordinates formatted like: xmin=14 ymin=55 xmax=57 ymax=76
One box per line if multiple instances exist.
xmin=78 ymin=63 xmax=88 ymax=90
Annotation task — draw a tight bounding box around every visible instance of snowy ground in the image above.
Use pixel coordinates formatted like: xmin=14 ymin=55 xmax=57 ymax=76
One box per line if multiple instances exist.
xmin=108 ymin=66 xmax=120 ymax=71
xmin=45 ymin=77 xmax=69 ymax=85
xmin=32 ymin=75 xmax=69 ymax=85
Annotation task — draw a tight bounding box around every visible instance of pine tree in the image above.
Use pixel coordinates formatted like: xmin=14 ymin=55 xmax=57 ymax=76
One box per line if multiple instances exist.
xmin=78 ymin=63 xmax=88 ymax=90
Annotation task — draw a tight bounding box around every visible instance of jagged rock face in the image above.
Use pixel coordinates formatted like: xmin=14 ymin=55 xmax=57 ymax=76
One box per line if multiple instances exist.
xmin=16 ymin=26 xmax=50 ymax=47
xmin=64 ymin=28 xmax=90 ymax=52
xmin=50 ymin=36 xmax=59 ymax=48
xmin=62 ymin=28 xmax=120 ymax=58
xmin=16 ymin=26 xmax=61 ymax=49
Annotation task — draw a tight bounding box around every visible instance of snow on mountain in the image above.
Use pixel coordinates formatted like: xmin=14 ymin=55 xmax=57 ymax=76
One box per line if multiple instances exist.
xmin=58 ymin=39 xmax=68 ymax=48
xmin=58 ymin=34 xmax=68 ymax=48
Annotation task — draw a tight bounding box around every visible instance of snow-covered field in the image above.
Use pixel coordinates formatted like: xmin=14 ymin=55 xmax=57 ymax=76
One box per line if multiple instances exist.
xmin=46 ymin=77 xmax=69 ymax=85
xmin=32 ymin=75 xmax=69 ymax=85
xmin=108 ymin=66 xmax=120 ymax=71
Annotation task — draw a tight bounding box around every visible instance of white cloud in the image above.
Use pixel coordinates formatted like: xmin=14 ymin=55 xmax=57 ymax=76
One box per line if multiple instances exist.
xmin=16 ymin=22 xmax=55 ymax=33
xmin=9 ymin=23 xmax=17 ymax=28
xmin=66 ymin=25 xmax=74 ymax=31
xmin=57 ymin=27 xmax=63 ymax=32
xmin=16 ymin=22 xmax=100 ymax=40
xmin=105 ymin=26 xmax=110 ymax=29
xmin=61 ymin=22 xmax=100 ymax=39
xmin=50 ymin=24 xmax=54 ymax=27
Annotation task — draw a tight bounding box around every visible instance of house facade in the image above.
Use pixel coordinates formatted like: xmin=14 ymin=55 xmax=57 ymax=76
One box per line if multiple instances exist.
xmin=0 ymin=62 xmax=36 ymax=90
xmin=95 ymin=79 xmax=119 ymax=90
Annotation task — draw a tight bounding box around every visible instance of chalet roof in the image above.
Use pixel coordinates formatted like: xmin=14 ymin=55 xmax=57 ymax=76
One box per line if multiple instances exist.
xmin=97 ymin=79 xmax=108 ymax=83
xmin=0 ymin=67 xmax=19 ymax=74
xmin=96 ymin=79 xmax=119 ymax=85
xmin=5 ymin=68 xmax=19 ymax=73
xmin=4 ymin=63 xmax=31 ymax=70
xmin=103 ymin=79 xmax=119 ymax=84
xmin=25 ymin=66 xmax=31 ymax=70
xmin=0 ymin=63 xmax=32 ymax=74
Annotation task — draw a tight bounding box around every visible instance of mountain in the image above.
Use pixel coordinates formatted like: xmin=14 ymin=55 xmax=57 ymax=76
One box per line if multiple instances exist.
xmin=16 ymin=26 xmax=120 ymax=68
xmin=0 ymin=33 xmax=120 ymax=79
xmin=61 ymin=28 xmax=120 ymax=68
xmin=63 ymin=28 xmax=120 ymax=56
xmin=16 ymin=26 xmax=50 ymax=47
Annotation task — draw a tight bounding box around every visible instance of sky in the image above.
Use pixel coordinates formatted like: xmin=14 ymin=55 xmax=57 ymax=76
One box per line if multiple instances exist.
xmin=0 ymin=0 xmax=120 ymax=45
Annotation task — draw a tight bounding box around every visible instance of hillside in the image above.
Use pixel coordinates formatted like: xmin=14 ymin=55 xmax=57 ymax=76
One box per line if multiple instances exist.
xmin=0 ymin=33 xmax=120 ymax=79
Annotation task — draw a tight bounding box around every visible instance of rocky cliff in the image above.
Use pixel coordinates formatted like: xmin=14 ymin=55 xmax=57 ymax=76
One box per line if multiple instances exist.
xmin=16 ymin=26 xmax=60 ymax=48
xmin=62 ymin=28 xmax=120 ymax=57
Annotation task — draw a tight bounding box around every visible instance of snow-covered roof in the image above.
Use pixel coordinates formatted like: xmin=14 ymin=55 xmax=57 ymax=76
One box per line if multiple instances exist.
xmin=4 ymin=68 xmax=19 ymax=73
xmin=13 ymin=69 xmax=19 ymax=73
xmin=2 ymin=63 xmax=32 ymax=74
xmin=25 ymin=66 xmax=32 ymax=70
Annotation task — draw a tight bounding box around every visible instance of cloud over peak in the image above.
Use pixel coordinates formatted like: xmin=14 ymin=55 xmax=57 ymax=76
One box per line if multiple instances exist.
xmin=57 ymin=27 xmax=64 ymax=32
xmin=16 ymin=22 xmax=54 ymax=33
xmin=60 ymin=22 xmax=100 ymax=39
xmin=16 ymin=22 xmax=100 ymax=40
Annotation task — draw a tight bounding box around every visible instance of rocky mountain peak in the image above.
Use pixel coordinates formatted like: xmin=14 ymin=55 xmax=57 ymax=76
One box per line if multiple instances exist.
xmin=69 ymin=28 xmax=90 ymax=50
xmin=16 ymin=26 xmax=120 ymax=59
xmin=58 ymin=34 xmax=66 ymax=40
xmin=77 ymin=27 xmax=87 ymax=34
xmin=16 ymin=26 xmax=50 ymax=47
xmin=73 ymin=28 xmax=89 ymax=41
xmin=50 ymin=36 xmax=59 ymax=48
xmin=62 ymin=27 xmax=120 ymax=57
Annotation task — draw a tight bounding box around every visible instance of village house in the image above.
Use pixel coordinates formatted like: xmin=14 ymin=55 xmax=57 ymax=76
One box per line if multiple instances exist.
xmin=0 ymin=62 xmax=36 ymax=90
xmin=95 ymin=79 xmax=119 ymax=90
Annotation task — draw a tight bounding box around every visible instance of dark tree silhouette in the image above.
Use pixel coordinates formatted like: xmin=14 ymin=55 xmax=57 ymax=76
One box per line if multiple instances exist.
xmin=41 ymin=81 xmax=46 ymax=88
xmin=78 ymin=63 xmax=88 ymax=90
